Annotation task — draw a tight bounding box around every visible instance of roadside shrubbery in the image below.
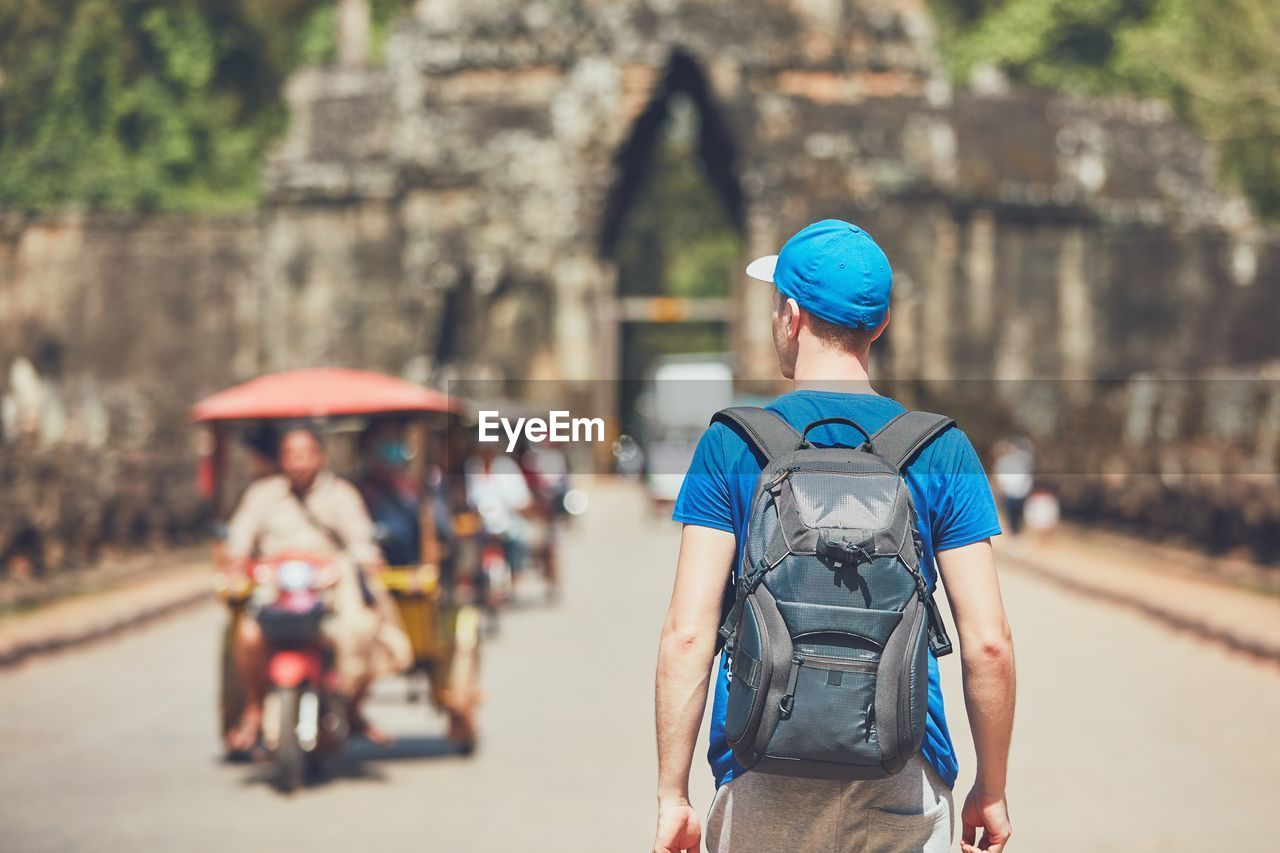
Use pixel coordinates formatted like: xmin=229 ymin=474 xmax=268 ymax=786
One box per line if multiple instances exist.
xmin=0 ymin=0 xmax=412 ymax=212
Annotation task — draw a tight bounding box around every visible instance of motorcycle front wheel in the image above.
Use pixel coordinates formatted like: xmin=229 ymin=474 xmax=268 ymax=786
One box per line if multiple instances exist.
xmin=273 ymin=686 xmax=304 ymax=793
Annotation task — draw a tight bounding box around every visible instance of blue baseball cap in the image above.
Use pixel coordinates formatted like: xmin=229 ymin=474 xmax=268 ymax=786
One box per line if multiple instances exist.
xmin=745 ymin=219 xmax=892 ymax=330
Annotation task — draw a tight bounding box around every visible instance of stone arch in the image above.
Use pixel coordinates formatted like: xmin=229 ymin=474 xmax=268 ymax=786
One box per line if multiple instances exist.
xmin=591 ymin=48 xmax=751 ymax=437
xmin=599 ymin=49 xmax=744 ymax=259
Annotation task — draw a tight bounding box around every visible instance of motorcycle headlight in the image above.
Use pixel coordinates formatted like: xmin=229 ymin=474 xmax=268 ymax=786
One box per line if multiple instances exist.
xmin=278 ymin=560 xmax=316 ymax=592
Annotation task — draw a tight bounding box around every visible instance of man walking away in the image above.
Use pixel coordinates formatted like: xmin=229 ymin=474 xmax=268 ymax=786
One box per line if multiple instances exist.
xmin=653 ymin=220 xmax=1016 ymax=853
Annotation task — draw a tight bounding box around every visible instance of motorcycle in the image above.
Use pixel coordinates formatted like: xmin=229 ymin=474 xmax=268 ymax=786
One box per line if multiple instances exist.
xmin=198 ymin=369 xmax=481 ymax=777
xmin=250 ymin=554 xmax=345 ymax=792
xmin=449 ymin=506 xmax=513 ymax=636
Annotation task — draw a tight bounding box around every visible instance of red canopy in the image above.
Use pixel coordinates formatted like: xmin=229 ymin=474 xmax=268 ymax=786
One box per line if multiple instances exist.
xmin=189 ymin=368 xmax=454 ymax=423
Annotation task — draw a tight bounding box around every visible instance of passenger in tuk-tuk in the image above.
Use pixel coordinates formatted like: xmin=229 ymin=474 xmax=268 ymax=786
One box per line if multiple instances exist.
xmin=355 ymin=423 xmax=422 ymax=566
xmin=222 ymin=428 xmax=413 ymax=753
xmin=356 ymin=424 xmax=481 ymax=749
xmin=423 ymin=429 xmax=461 ymax=578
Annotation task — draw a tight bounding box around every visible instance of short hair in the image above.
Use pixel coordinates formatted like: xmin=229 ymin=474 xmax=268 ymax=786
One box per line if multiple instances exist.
xmin=279 ymin=425 xmax=326 ymax=455
xmin=806 ymin=313 xmax=878 ymax=354
xmin=774 ymin=287 xmax=878 ymax=354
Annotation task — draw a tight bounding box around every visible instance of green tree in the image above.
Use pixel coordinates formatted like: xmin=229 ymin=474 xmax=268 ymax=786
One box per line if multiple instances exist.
xmin=931 ymin=0 xmax=1280 ymax=218
xmin=1133 ymin=0 xmax=1280 ymax=218
xmin=0 ymin=0 xmax=410 ymax=211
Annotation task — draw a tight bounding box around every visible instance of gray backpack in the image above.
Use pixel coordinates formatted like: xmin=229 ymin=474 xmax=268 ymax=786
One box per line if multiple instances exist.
xmin=714 ymin=407 xmax=955 ymax=780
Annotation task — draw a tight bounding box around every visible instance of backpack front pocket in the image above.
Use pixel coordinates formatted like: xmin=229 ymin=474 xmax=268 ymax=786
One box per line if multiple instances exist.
xmin=766 ymin=653 xmax=882 ymax=766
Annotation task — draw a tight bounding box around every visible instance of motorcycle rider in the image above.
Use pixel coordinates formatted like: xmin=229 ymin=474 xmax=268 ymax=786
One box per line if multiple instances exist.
xmin=222 ymin=427 xmax=412 ymax=753
xmin=518 ymin=440 xmax=570 ymax=597
xmin=463 ymin=442 xmax=534 ymax=582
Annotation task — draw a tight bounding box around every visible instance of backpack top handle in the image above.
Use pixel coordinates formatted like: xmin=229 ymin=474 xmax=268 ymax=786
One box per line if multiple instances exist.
xmin=800 ymin=417 xmax=872 ymax=447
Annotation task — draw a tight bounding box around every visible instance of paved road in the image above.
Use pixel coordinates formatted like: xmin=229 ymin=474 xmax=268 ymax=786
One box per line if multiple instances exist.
xmin=2 ymin=482 xmax=1278 ymax=852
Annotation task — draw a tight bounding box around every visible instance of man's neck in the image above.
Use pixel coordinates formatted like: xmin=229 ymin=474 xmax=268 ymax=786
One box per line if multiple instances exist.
xmin=289 ymin=470 xmax=325 ymax=497
xmin=791 ymin=346 xmax=877 ymax=396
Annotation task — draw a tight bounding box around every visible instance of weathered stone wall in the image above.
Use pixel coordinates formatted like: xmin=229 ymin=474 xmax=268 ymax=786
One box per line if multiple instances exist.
xmin=252 ymin=0 xmax=1280 ymax=560
xmin=0 ymin=214 xmax=259 ymax=573
xmin=264 ymin=0 xmax=1280 ymax=389
xmin=3 ymin=0 xmax=1279 ymax=573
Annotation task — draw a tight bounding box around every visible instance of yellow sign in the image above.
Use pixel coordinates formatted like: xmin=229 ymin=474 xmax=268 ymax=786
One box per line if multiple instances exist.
xmin=649 ymin=297 xmax=690 ymax=323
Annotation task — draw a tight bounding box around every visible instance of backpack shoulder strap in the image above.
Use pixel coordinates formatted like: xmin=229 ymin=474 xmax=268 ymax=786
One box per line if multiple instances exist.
xmin=708 ymin=407 xmax=802 ymax=656
xmin=869 ymin=410 xmax=955 ymax=471
xmin=710 ymin=407 xmax=804 ymax=463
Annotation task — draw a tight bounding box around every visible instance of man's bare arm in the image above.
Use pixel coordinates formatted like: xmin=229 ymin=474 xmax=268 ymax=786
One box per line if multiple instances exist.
xmin=653 ymin=524 xmax=735 ymax=853
xmin=936 ymin=538 xmax=1015 ymax=853
xmin=223 ymin=482 xmax=265 ymax=574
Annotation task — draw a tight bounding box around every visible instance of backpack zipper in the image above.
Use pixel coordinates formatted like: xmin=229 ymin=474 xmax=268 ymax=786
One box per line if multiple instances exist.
xmin=783 ymin=460 xmax=897 ymax=475
xmin=795 ymin=652 xmax=878 ymax=673
xmin=789 ymin=469 xmax=896 ymax=480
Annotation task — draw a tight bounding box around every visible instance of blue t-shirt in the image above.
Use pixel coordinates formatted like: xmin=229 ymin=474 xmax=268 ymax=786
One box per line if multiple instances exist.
xmin=672 ymin=390 xmax=1001 ymax=790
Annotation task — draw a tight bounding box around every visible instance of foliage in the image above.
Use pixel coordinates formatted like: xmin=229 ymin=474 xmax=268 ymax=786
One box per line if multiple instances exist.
xmin=931 ymin=0 xmax=1280 ymax=218
xmin=0 ymin=0 xmax=411 ymax=212
xmin=1143 ymin=0 xmax=1280 ymax=218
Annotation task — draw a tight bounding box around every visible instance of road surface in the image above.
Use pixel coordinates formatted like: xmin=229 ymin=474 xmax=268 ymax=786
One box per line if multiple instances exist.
xmin=1 ymin=481 xmax=1277 ymax=852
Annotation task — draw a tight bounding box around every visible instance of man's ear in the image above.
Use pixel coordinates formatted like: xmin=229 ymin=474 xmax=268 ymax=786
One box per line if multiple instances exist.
xmin=869 ymin=309 xmax=890 ymax=343
xmin=784 ymin=297 xmax=802 ymax=339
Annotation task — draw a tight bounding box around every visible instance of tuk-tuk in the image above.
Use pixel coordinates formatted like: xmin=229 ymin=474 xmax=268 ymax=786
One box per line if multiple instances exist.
xmin=190 ymin=368 xmax=481 ymax=786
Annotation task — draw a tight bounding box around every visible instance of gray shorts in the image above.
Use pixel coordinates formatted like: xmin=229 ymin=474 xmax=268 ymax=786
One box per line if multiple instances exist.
xmin=705 ymin=756 xmax=953 ymax=853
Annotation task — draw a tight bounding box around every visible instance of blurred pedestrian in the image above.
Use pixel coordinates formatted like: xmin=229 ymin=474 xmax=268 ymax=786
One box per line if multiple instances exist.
xmin=1023 ymin=488 xmax=1060 ymax=543
xmin=992 ymin=436 xmax=1035 ymax=535
xmin=654 ymin=221 xmax=1015 ymax=853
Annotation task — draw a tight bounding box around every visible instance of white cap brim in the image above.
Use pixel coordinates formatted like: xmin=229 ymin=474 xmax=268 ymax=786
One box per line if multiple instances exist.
xmin=745 ymin=255 xmax=778 ymax=283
